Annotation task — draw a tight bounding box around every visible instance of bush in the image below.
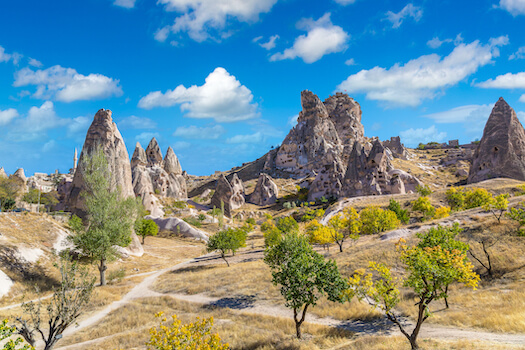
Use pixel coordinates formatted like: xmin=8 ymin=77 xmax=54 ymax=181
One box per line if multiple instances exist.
xmin=433 ymin=206 xmax=451 ymax=220
xmin=387 ymin=199 xmax=410 ymax=224
xmin=506 ymin=205 xmax=525 ymax=236
xmin=275 ymin=216 xmax=299 ymax=234
xmin=245 ymin=217 xmax=256 ymax=225
xmin=283 ymin=201 xmax=292 ymax=210
xmin=445 ymin=187 xmax=465 ymax=211
xmin=264 ymin=227 xmax=282 ymax=247
xmin=300 ymin=208 xmax=325 ymax=222
xmin=416 ymin=184 xmax=432 ymax=197
xmin=412 ymin=196 xmax=436 ymax=221
xmin=360 ymin=206 xmax=400 ymax=234
xmin=107 ymin=268 xmax=126 ymax=284
xmin=172 ymin=201 xmax=187 ymax=209
xmin=183 ymin=217 xmax=202 ymax=228
xmin=464 ymin=188 xmax=493 ymax=209
xmin=197 ymin=213 xmax=206 ymax=221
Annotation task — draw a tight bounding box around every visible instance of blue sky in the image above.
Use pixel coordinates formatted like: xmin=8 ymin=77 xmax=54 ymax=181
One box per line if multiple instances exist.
xmin=1 ymin=0 xmax=525 ymax=176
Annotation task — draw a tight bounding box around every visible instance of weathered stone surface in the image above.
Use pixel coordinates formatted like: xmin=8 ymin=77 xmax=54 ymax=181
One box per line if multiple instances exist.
xmin=248 ymin=173 xmax=279 ymax=205
xmin=13 ymin=168 xmax=26 ymax=182
xmin=383 ymin=136 xmax=408 ymax=160
xmin=68 ymin=109 xmax=134 ymax=216
xmin=468 ymin=98 xmax=525 ymax=183
xmin=147 ymin=216 xmax=209 ymax=241
xmin=0 ymin=167 xmax=7 ymax=178
xmin=163 ymin=147 xmax=182 ymax=175
xmin=308 ymin=160 xmax=345 ymax=201
xmin=131 ymin=142 xmax=147 ymax=168
xmin=145 ymin=138 xmax=163 ymax=167
xmin=210 ymin=174 xmax=245 ymax=217
xmin=116 ymin=233 xmax=144 ymax=257
xmin=323 ymin=92 xmax=364 ymax=146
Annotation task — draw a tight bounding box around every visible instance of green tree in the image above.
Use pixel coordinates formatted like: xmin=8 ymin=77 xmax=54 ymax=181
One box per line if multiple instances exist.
xmin=135 ymin=219 xmax=159 ymax=244
xmin=327 ymin=208 xmax=362 ymax=252
xmin=349 ymin=237 xmax=479 ymax=350
xmin=0 ymin=319 xmax=33 ymax=350
xmin=360 ymin=207 xmax=400 ymax=234
xmin=464 ymin=188 xmax=493 ymax=209
xmin=506 ymin=204 xmax=525 ymax=235
xmin=412 ymin=196 xmax=435 ymax=221
xmin=387 ymin=199 xmax=410 ymax=224
xmin=14 ymin=259 xmax=95 ymax=350
xmin=68 ymin=147 xmax=139 ymax=286
xmin=206 ymin=228 xmax=246 ymax=266
xmin=483 ymin=193 xmax=509 ymax=223
xmin=264 ymin=233 xmax=347 ymax=339
xmin=275 ymin=216 xmax=299 ymax=234
xmin=445 ymin=187 xmax=465 ymax=211
xmin=0 ymin=176 xmax=23 ymax=211
xmin=415 ymin=184 xmax=432 ymax=197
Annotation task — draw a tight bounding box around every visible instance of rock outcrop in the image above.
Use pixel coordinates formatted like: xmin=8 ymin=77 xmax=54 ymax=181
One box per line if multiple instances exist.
xmin=468 ymin=98 xmax=525 ymax=183
xmin=210 ymin=174 xmax=245 ymax=217
xmin=0 ymin=167 xmax=7 ymax=178
xmin=383 ymin=136 xmax=408 ymax=160
xmin=147 ymin=216 xmax=209 ymax=241
xmin=12 ymin=168 xmax=28 ymax=193
xmin=67 ymin=109 xmax=134 ymax=216
xmin=248 ymin=173 xmax=279 ymax=206
xmin=131 ymin=139 xmax=187 ymax=217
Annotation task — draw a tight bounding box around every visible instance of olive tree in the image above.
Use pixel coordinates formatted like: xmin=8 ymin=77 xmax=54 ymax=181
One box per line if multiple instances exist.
xmin=69 ymin=147 xmax=139 ymax=286
xmin=264 ymin=233 xmax=347 ymax=339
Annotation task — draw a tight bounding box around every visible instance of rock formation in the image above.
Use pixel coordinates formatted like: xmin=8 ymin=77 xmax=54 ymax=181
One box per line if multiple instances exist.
xmin=210 ymin=174 xmax=245 ymax=217
xmin=383 ymin=136 xmax=408 ymax=160
xmin=468 ymin=98 xmax=525 ymax=183
xmin=67 ymin=109 xmax=134 ymax=216
xmin=0 ymin=167 xmax=7 ymax=178
xmin=248 ymin=173 xmax=279 ymax=205
xmin=147 ymin=216 xmax=209 ymax=241
xmin=131 ymin=139 xmax=187 ymax=217
xmin=12 ymin=168 xmax=28 ymax=193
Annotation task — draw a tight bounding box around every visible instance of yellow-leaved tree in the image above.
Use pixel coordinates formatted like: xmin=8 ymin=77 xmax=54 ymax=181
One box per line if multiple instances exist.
xmin=146 ymin=312 xmax=228 ymax=350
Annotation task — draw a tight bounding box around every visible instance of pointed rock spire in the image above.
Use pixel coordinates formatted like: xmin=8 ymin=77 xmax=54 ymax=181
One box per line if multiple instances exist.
xmin=0 ymin=167 xmax=7 ymax=178
xmin=145 ymin=137 xmax=162 ymax=166
xmin=131 ymin=142 xmax=147 ymax=168
xmin=468 ymin=97 xmax=525 ymax=183
xmin=163 ymin=147 xmax=182 ymax=175
xmin=13 ymin=168 xmax=26 ymax=181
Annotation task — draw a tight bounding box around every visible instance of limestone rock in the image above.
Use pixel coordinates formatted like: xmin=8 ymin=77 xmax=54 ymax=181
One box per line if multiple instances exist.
xmin=383 ymin=136 xmax=408 ymax=160
xmin=147 ymin=216 xmax=209 ymax=241
xmin=12 ymin=168 xmax=28 ymax=193
xmin=131 ymin=142 xmax=147 ymax=168
xmin=0 ymin=167 xmax=7 ymax=178
xmin=323 ymin=92 xmax=364 ymax=146
xmin=468 ymin=98 xmax=525 ymax=183
xmin=145 ymin=138 xmax=163 ymax=167
xmin=210 ymin=174 xmax=245 ymax=217
xmin=163 ymin=147 xmax=182 ymax=175
xmin=308 ymin=160 xmax=345 ymax=201
xmin=68 ymin=109 xmax=134 ymax=216
xmin=248 ymin=173 xmax=279 ymax=205
xmin=116 ymin=233 xmax=144 ymax=257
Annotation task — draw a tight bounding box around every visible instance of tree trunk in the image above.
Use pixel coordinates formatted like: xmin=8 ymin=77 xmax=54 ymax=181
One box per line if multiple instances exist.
xmin=293 ymin=304 xmax=309 ymax=339
xmin=409 ymin=336 xmax=420 ymax=350
xmin=99 ymin=259 xmax=107 ymax=286
xmin=221 ymin=253 xmax=230 ymax=267
xmin=338 ymin=241 xmax=343 ymax=253
xmin=142 ymin=235 xmax=145 ymax=244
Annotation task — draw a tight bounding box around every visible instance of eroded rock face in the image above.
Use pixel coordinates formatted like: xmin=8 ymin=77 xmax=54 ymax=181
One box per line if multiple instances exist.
xmin=248 ymin=173 xmax=279 ymax=205
xmin=131 ymin=139 xmax=187 ymax=217
xmin=308 ymin=160 xmax=345 ymax=201
xmin=147 ymin=216 xmax=209 ymax=241
xmin=68 ymin=109 xmax=135 ymax=216
xmin=468 ymin=98 xmax=525 ymax=183
xmin=210 ymin=174 xmax=245 ymax=217
xmin=383 ymin=136 xmax=408 ymax=160
xmin=323 ymin=92 xmax=364 ymax=146
xmin=0 ymin=167 xmax=7 ymax=178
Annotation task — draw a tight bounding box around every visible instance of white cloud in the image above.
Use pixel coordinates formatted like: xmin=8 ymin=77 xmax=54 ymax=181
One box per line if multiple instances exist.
xmin=28 ymin=58 xmax=43 ymax=67
xmin=288 ymin=114 xmax=299 ymax=127
xmin=156 ymin=0 xmax=278 ymax=42
xmin=135 ymin=132 xmax=160 ymax=145
xmin=258 ymin=35 xmax=279 ymax=50
xmin=520 ymin=94 xmax=525 ymax=102
xmin=172 ymin=141 xmax=191 ymax=150
xmin=270 ymin=13 xmax=349 ymax=63
xmin=226 ymin=131 xmax=263 ymax=144
xmin=42 ymin=140 xmax=56 ymax=152
xmin=476 ymin=72 xmax=525 ymax=89
xmin=337 ymin=38 xmax=507 ymax=107
xmin=0 ymin=46 xmax=11 ymax=63
xmin=14 ymin=65 xmax=123 ymax=102
xmin=400 ymin=125 xmax=446 ymax=146
xmin=423 ymin=104 xmax=494 ymax=134
xmin=345 ymin=58 xmax=356 ymax=65
xmin=26 ymin=101 xmax=67 ymax=132
xmin=427 ymin=34 xmax=464 ymax=49
xmin=173 ymin=125 xmax=225 ymax=139
xmin=138 ymin=67 xmax=258 ymax=122
xmin=67 ymin=116 xmax=91 ymax=137
xmin=499 ymin=0 xmax=525 ymax=16
xmin=509 ymin=46 xmax=525 ymax=60
xmin=118 ymin=115 xmax=157 ymax=129
xmin=385 ymin=4 xmax=423 ymax=29
xmin=334 ymin=0 xmax=356 ymax=5
xmin=0 ymin=108 xmax=19 ymax=126
xmin=518 ymin=111 xmax=525 ymax=124
xmin=114 ymin=0 xmax=136 ymax=8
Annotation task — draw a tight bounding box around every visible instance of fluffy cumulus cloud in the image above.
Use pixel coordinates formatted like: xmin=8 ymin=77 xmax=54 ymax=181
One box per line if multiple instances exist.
xmin=138 ymin=67 xmax=258 ymax=122
xmin=385 ymin=3 xmax=423 ymax=29
xmin=173 ymin=125 xmax=225 ymax=139
xmin=423 ymin=104 xmax=494 ymax=134
xmin=0 ymin=46 xmax=12 ymax=63
xmin=337 ymin=38 xmax=507 ymax=107
xmin=13 ymin=65 xmax=123 ymax=103
xmin=499 ymin=0 xmax=525 ymax=16
xmin=28 ymin=58 xmax=43 ymax=67
xmin=399 ymin=125 xmax=446 ymax=146
xmin=270 ymin=13 xmax=349 ymax=63
xmin=0 ymin=108 xmax=19 ymax=126
xmin=520 ymin=94 xmax=525 ymax=102
xmin=476 ymin=72 xmax=525 ymax=89
xmin=155 ymin=0 xmax=277 ymax=42
xmin=118 ymin=115 xmax=157 ymax=129
xmin=114 ymin=0 xmax=136 ymax=8
xmin=226 ymin=131 xmax=263 ymax=144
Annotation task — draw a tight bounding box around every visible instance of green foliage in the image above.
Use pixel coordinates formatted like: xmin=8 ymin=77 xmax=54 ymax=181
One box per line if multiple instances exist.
xmin=445 ymin=187 xmax=465 ymax=211
xmin=360 ymin=206 xmax=400 ymax=234
xmin=147 ymin=312 xmax=228 ymax=350
xmin=135 ymin=218 xmax=159 ymax=244
xmin=107 ymin=267 xmax=126 ymax=284
xmin=275 ymin=216 xmax=299 ymax=234
xmin=417 ymin=143 xmax=425 ymax=150
xmin=506 ymin=204 xmax=525 ymax=236
xmin=0 ymin=319 xmax=33 ymax=350
xmin=296 ymin=186 xmax=309 ymax=202
xmin=300 ymin=207 xmax=325 ymax=222
xmin=1 ymin=198 xmax=16 ymax=211
xmin=483 ymin=193 xmax=509 ymax=223
xmin=415 ymin=184 xmax=432 ymax=197
xmin=264 ymin=233 xmax=347 ymax=338
xmin=245 ymin=217 xmax=256 ymax=225
xmin=264 ymin=227 xmax=282 ymax=248
xmin=282 ymin=201 xmax=292 ymax=210
xmin=68 ymin=147 xmax=139 ymax=286
xmin=412 ymin=196 xmax=436 ymax=221
xmin=172 ymin=201 xmax=187 ymax=209
xmin=197 ymin=213 xmax=207 ymax=221
xmin=206 ymin=228 xmax=247 ymax=266
xmin=183 ymin=217 xmax=202 ymax=228
xmin=0 ymin=176 xmax=23 ymax=211
xmin=464 ymin=188 xmax=493 ymax=209
xmin=387 ymin=199 xmax=410 ymax=224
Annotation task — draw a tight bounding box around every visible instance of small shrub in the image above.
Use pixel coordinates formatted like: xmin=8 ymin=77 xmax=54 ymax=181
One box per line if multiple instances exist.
xmin=197 ymin=213 xmax=206 ymax=221
xmin=264 ymin=227 xmax=282 ymax=247
xmin=387 ymin=199 xmax=410 ymax=224
xmin=464 ymin=188 xmax=493 ymax=209
xmin=107 ymin=268 xmax=126 ymax=284
xmin=172 ymin=201 xmax=187 ymax=209
xmin=300 ymin=208 xmax=325 ymax=222
xmin=183 ymin=217 xmax=202 ymax=228
xmin=275 ymin=216 xmax=299 ymax=234
xmin=445 ymin=187 xmax=465 ymax=211
xmin=360 ymin=206 xmax=400 ymax=234
xmin=433 ymin=206 xmax=451 ymax=220
xmin=416 ymin=184 xmax=432 ymax=197
xmin=245 ymin=217 xmax=256 ymax=225
xmin=283 ymin=201 xmax=292 ymax=210
xmin=412 ymin=196 xmax=435 ymax=221
xmin=506 ymin=204 xmax=525 ymax=235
